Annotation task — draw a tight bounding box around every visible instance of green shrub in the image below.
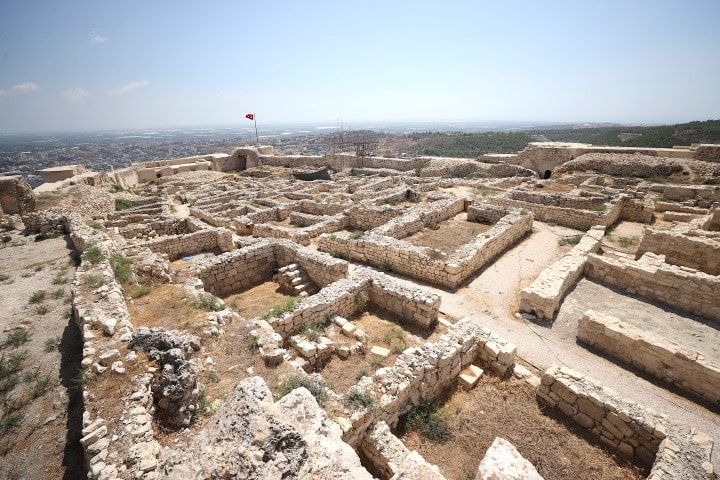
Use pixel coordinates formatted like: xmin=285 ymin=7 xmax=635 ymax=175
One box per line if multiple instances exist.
xmin=260 ymin=297 xmax=299 ymax=319
xmin=51 ymin=288 xmax=65 ymax=299
xmin=84 ymin=274 xmax=105 ymax=288
xmin=349 ymin=230 xmax=363 ymax=240
xmin=82 ymin=245 xmax=105 ymax=265
xmin=35 ymin=305 xmax=49 ymax=315
xmin=591 ymin=203 xmax=607 ymax=212
xmin=88 ymin=221 xmax=102 ymax=230
xmin=618 ymin=236 xmax=639 ymax=247
xmin=277 ymin=375 xmax=325 ymax=405
xmin=110 ymin=253 xmax=133 ymax=282
xmin=558 ymin=235 xmax=583 ymax=246
xmin=299 ymin=322 xmax=326 ymax=341
xmin=0 ymin=413 xmax=23 ymax=433
xmin=0 ymin=273 xmax=9 ymax=281
xmin=401 ymin=399 xmax=453 ymax=443
xmin=44 ymin=337 xmax=60 ymax=353
xmin=414 ymin=160 xmax=430 ymax=175
xmin=355 ymin=291 xmax=369 ymax=312
xmin=344 ymin=390 xmax=376 ymax=410
xmin=52 ymin=273 xmax=68 ymax=285
xmin=114 ymin=198 xmax=141 ymax=211
xmin=194 ymin=295 xmax=225 ymax=312
xmin=246 ymin=334 xmax=260 ymax=352
xmin=28 ymin=291 xmax=46 ymax=304
xmin=4 ymin=329 xmax=30 ymax=348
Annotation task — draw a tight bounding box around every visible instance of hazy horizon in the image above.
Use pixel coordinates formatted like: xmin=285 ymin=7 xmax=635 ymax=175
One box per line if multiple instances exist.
xmin=2 ymin=0 xmax=719 ymax=134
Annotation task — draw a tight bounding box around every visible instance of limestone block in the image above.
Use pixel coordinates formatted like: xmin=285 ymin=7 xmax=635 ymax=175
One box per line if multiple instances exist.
xmin=459 ymin=365 xmax=484 ymax=390
xmin=370 ymin=346 xmax=391 ymax=358
xmin=476 ymin=437 xmax=544 ymax=480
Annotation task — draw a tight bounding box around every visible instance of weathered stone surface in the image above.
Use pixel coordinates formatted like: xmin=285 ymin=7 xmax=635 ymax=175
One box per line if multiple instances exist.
xmin=0 ymin=175 xmax=36 ymax=214
xmin=160 ymin=376 xmax=372 ymax=479
xmin=476 ymin=437 xmax=544 ymax=480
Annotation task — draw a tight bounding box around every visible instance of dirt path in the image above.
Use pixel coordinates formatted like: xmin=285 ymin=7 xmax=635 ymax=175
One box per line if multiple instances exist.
xmin=0 ymin=232 xmax=85 ymax=479
xmin=384 ymin=222 xmax=720 ymax=470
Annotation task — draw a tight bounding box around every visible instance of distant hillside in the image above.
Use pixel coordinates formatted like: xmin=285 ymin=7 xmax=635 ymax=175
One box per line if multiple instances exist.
xmin=534 ymin=119 xmax=720 ymax=148
xmin=402 ymin=119 xmax=720 ymax=158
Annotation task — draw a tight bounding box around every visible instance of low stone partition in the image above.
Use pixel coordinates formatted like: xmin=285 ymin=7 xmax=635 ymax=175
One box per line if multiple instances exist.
xmin=138 ymin=227 xmax=234 ymax=260
xmin=253 ymin=213 xmax=348 ymax=246
xmin=358 ymin=421 xmax=445 ymax=480
xmin=577 ymin=310 xmax=720 ymax=405
xmin=654 ymin=201 xmax=709 ymax=214
xmin=319 ymin=207 xmax=531 ymax=289
xmin=508 ymin=190 xmax=611 ymax=210
xmin=488 ymin=195 xmax=621 ymax=230
xmin=345 ymin=204 xmax=408 ymax=231
xmin=372 ymin=198 xmax=464 ymax=239
xmin=519 ymin=226 xmax=604 ymax=320
xmin=193 ymin=238 xmax=348 ymax=299
xmin=636 ymin=227 xmax=720 ymax=275
xmin=537 ymin=365 xmax=714 ymax=479
xmin=584 ymin=252 xmax=720 ymax=323
xmin=267 ymin=268 xmax=440 ymax=337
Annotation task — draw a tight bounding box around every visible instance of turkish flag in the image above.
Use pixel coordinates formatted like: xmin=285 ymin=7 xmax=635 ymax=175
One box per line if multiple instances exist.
xmin=245 ymin=113 xmax=254 ymax=120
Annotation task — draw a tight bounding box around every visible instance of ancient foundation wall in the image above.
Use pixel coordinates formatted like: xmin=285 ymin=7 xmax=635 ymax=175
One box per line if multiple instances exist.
xmin=194 ymin=242 xmax=277 ymax=297
xmin=537 ymin=365 xmax=714 ymax=479
xmin=577 ymin=310 xmax=720 ymax=405
xmin=637 ymin=228 xmax=720 ymax=275
xmin=519 ymin=226 xmax=604 ymax=320
xmin=139 ymin=227 xmax=234 ymax=260
xmin=509 ymin=190 xmax=609 ymax=210
xmin=694 ymin=144 xmax=720 ymax=163
xmin=274 ymin=240 xmax=348 ymax=288
xmin=487 ymin=196 xmax=620 ymax=230
xmin=584 ymin=253 xmax=720 ymax=323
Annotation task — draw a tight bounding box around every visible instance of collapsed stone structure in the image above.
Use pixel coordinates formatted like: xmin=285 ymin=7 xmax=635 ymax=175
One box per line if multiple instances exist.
xmin=14 ymin=140 xmax=720 ymax=479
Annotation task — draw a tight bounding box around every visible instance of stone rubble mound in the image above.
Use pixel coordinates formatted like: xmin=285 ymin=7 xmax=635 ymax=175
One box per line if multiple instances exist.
xmin=129 ymin=327 xmax=200 ymax=428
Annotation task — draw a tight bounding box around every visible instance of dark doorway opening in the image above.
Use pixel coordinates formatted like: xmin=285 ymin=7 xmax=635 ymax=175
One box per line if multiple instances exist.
xmin=543 ymin=170 xmax=552 ymax=179
xmin=238 ymin=154 xmax=247 ymax=170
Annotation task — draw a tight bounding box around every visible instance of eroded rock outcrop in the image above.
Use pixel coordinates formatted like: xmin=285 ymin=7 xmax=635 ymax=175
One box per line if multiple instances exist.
xmin=129 ymin=327 xmax=199 ymax=428
xmin=160 ymin=376 xmax=373 ymax=479
xmin=0 ymin=175 xmax=36 ymax=214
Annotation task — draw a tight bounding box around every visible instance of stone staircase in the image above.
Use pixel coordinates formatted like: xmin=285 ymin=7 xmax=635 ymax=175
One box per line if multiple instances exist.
xmin=277 ymin=263 xmax=317 ymax=298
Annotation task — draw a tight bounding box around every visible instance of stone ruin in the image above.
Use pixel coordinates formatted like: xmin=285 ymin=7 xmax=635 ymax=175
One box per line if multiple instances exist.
xmin=16 ymin=141 xmax=720 ymax=479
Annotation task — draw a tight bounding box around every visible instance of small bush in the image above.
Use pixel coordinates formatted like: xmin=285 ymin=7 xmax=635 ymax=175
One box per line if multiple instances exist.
xmin=0 ymin=413 xmax=24 ymax=434
xmin=31 ymin=373 xmax=54 ymax=398
xmin=246 ymin=334 xmax=260 ymax=352
xmin=88 ymin=221 xmax=102 ymax=230
xmin=4 ymin=330 xmax=30 ymax=349
xmin=477 ymin=188 xmax=498 ymax=197
xmin=379 ymin=263 xmax=393 ymax=273
xmin=260 ymin=297 xmax=299 ymax=320
xmin=73 ymin=368 xmax=91 ymax=389
xmin=0 ymin=273 xmax=10 ymax=281
xmin=355 ymin=369 xmax=369 ymax=381
xmin=84 ymin=274 xmax=105 ymax=288
xmin=82 ymin=245 xmax=105 ymax=265
xmin=519 ymin=209 xmax=529 ymax=216
xmin=110 ymin=253 xmax=133 ymax=283
xmin=52 ymin=273 xmax=68 ymax=285
xmin=51 ymin=288 xmax=65 ymax=299
xmin=29 ymin=291 xmax=46 ymax=304
xmin=110 ymin=184 xmax=125 ymax=193
xmin=428 ymin=222 xmax=440 ymax=231
xmin=0 ymin=350 xmax=27 ymax=380
xmin=126 ymin=283 xmax=153 ymax=299
xmin=591 ymin=203 xmax=607 ymax=212
xmin=355 ymin=291 xmax=369 ymax=312
xmin=558 ymin=235 xmax=583 ymax=246
xmin=35 ymin=305 xmax=49 ymax=315
xmin=401 ymin=399 xmax=453 ymax=443
xmin=344 ymin=390 xmax=376 ymax=410
xmin=618 ymin=236 xmax=639 ymax=247
xmin=277 ymin=375 xmax=325 ymax=405
xmin=44 ymin=337 xmax=60 ymax=353
xmin=0 ymin=374 xmax=20 ymax=395
xmin=194 ymin=295 xmax=225 ymax=312
xmin=414 ymin=160 xmax=430 ymax=175
xmin=114 ymin=198 xmax=140 ymax=211
xmin=299 ymin=322 xmax=326 ymax=342
xmin=192 ymin=384 xmax=209 ymax=423
xmin=349 ymin=230 xmax=363 ymax=240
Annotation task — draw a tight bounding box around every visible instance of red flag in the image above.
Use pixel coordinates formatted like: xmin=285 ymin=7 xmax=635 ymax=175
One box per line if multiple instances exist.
xmin=245 ymin=113 xmax=254 ymax=120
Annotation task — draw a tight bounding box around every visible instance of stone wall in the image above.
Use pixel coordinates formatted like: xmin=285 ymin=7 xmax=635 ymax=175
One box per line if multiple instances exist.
xmin=694 ymin=144 xmax=720 ymax=163
xmin=0 ymin=175 xmax=36 ymax=214
xmin=487 ymin=195 xmax=621 ymax=231
xmin=193 ymin=242 xmax=277 ymax=297
xmin=537 ymin=365 xmax=714 ymax=479
xmin=584 ymin=252 xmax=720 ymax=323
xmin=318 ymin=208 xmax=532 ymax=289
xmin=577 ymin=310 xmax=720 ymax=405
xmin=266 ymin=268 xmax=439 ymax=337
xmin=519 ymin=226 xmax=604 ymax=320
xmin=637 ymin=227 xmax=720 ymax=275
xmin=138 ymin=227 xmax=235 ymax=260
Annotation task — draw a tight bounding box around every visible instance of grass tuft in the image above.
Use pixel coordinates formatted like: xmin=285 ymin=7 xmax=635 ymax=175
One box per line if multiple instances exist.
xmin=276 ymin=375 xmax=326 ymax=405
xmin=260 ymin=297 xmax=299 ymax=320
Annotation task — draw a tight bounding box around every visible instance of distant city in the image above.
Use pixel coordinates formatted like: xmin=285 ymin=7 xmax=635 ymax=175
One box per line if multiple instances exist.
xmin=0 ymin=121 xmax=615 ymax=187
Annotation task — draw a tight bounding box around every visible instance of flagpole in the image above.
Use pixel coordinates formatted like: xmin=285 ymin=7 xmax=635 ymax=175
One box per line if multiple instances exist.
xmin=254 ymin=116 xmax=259 ymax=145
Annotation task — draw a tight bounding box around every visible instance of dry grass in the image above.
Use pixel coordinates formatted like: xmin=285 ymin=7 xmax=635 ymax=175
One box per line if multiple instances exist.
xmin=223 ymin=281 xmax=294 ymax=320
xmin=126 ymin=284 xmax=209 ymax=334
xmin=398 ymin=374 xmax=647 ymax=480
xmin=404 ymin=213 xmax=492 ymax=253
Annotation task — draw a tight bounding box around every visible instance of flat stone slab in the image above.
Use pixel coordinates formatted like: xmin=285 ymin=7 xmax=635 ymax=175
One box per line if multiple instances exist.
xmin=459 ymin=364 xmax=484 ymax=389
xmin=369 ymin=345 xmax=391 ymax=358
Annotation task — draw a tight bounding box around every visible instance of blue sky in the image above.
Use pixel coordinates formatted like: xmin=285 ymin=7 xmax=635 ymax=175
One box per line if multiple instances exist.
xmin=0 ymin=0 xmax=719 ymax=133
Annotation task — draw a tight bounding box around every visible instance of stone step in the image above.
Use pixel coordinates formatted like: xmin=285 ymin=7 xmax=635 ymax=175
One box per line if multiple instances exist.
xmin=459 ymin=365 xmax=484 ymax=390
xmin=290 ymin=277 xmax=303 ymax=286
xmin=294 ymin=284 xmax=308 ymax=292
